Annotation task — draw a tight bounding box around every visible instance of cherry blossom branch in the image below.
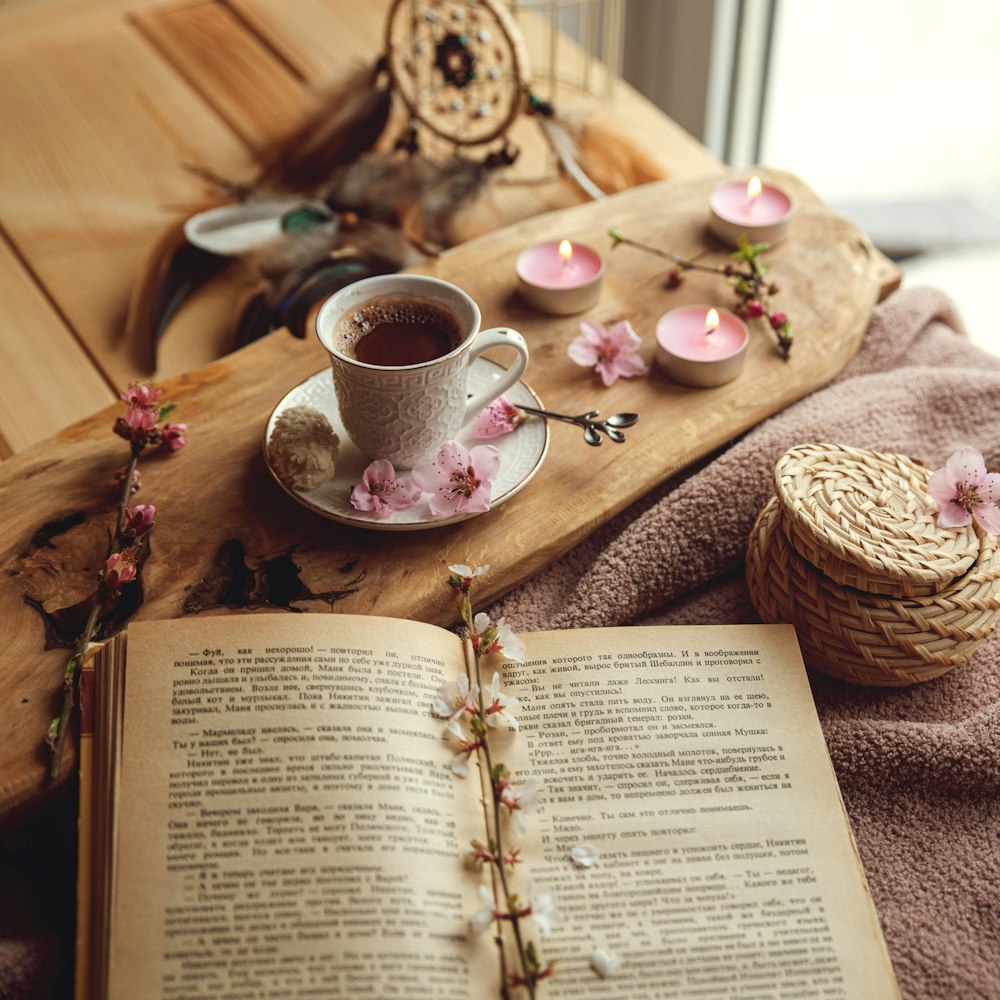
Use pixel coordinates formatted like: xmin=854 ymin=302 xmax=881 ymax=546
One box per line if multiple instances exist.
xmin=475 ymin=694 xmax=535 ymax=997
xmin=45 ymin=386 xmax=187 ymax=781
xmin=435 ymin=565 xmax=557 ymax=997
xmin=608 ymin=227 xmax=793 ymax=358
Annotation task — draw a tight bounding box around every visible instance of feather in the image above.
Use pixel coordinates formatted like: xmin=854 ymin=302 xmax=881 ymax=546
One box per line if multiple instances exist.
xmin=242 ymin=219 xmax=343 ymax=281
xmin=320 ymin=152 xmax=442 ymax=223
xmin=535 ymin=113 xmax=607 ymax=202
xmin=233 ymin=288 xmax=274 ymax=349
xmin=572 ymin=110 xmax=668 ymax=194
xmin=125 ymin=215 xmax=231 ymax=372
xmin=344 ymin=220 xmax=428 ymax=271
xmin=257 ymin=62 xmax=392 ymax=193
xmin=272 ymin=257 xmax=396 ymax=339
xmin=400 ymin=156 xmax=495 ymax=253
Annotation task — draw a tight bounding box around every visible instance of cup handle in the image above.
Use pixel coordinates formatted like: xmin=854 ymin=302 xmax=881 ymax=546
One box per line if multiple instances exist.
xmin=462 ymin=327 xmax=530 ymax=426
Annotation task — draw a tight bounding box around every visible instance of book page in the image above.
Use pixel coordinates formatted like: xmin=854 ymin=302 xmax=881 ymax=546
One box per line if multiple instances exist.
xmin=106 ymin=615 xmax=491 ymax=1000
xmin=494 ymin=624 xmax=898 ymax=999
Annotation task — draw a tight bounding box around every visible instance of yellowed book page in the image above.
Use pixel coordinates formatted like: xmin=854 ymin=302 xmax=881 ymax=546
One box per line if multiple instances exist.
xmin=495 ymin=624 xmax=899 ymax=999
xmin=107 ymin=615 xmax=491 ymax=1000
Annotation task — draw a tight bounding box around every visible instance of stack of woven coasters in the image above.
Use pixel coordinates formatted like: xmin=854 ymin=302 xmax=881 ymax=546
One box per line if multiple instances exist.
xmin=746 ymin=443 xmax=1000 ymax=685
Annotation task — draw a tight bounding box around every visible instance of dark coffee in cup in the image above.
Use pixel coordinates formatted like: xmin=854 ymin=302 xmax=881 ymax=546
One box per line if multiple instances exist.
xmin=335 ymin=294 xmax=464 ymax=367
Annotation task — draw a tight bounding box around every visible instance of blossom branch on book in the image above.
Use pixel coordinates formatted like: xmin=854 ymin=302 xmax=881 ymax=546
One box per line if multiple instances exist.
xmin=433 ymin=564 xmax=560 ymax=998
xmin=45 ymin=384 xmax=187 ymax=781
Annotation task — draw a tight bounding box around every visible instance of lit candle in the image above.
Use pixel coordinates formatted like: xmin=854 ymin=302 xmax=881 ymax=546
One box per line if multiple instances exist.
xmin=515 ymin=239 xmax=605 ymax=315
xmin=708 ymin=176 xmax=794 ymax=248
xmin=655 ymin=304 xmax=750 ymax=387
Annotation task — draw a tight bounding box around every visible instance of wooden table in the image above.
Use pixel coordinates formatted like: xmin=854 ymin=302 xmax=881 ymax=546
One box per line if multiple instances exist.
xmin=0 ymin=0 xmax=726 ymax=461
xmin=0 ymin=0 xmax=899 ymax=822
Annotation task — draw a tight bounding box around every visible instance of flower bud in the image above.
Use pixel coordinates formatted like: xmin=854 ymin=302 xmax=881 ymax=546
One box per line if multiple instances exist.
xmin=769 ymin=312 xmax=788 ymax=330
xmin=104 ymin=550 xmax=137 ymax=590
xmin=124 ymin=504 xmax=156 ymax=536
xmin=747 ymin=300 xmax=765 ymax=318
xmin=160 ymin=422 xmax=187 ymax=453
xmin=115 ymin=466 xmax=141 ymax=493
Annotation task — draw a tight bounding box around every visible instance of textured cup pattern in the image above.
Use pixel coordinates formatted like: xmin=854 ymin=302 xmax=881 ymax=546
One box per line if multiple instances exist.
xmin=330 ymin=352 xmax=469 ymax=467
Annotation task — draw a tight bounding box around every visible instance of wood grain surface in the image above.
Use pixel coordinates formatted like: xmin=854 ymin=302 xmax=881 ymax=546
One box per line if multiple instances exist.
xmin=0 ymin=0 xmax=742 ymax=460
xmin=0 ymin=168 xmax=884 ymax=820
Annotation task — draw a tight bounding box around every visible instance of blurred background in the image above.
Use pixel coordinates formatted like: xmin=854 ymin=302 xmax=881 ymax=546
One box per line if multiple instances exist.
xmin=617 ymin=0 xmax=1000 ymax=350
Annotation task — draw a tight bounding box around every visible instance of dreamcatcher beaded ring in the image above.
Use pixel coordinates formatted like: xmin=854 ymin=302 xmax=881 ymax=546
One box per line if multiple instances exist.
xmin=384 ymin=0 xmax=529 ymax=153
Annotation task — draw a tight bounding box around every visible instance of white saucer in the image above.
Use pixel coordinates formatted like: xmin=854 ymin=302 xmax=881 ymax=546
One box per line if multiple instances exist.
xmin=263 ymin=360 xmax=550 ymax=531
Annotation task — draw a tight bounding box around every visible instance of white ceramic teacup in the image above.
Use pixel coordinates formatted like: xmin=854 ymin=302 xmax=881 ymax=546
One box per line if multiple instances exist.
xmin=315 ymin=274 xmax=529 ymax=468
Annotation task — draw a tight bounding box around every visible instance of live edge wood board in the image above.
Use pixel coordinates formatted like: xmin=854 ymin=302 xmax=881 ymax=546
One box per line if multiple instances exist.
xmin=1 ymin=170 xmax=882 ymax=819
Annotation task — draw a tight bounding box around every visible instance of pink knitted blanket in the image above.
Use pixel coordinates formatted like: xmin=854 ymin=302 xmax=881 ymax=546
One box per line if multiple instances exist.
xmin=490 ymin=286 xmax=1000 ymax=1000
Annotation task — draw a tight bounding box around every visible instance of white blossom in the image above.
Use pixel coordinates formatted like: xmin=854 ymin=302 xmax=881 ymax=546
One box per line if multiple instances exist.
xmin=590 ymin=947 xmax=621 ymax=978
xmin=470 ymin=884 xmax=495 ymax=934
xmin=432 ymin=673 xmax=479 ymax=724
xmin=570 ymin=844 xmax=601 ymax=868
xmin=482 ymin=670 xmax=520 ymax=730
xmin=495 ymin=617 xmax=526 ymax=663
xmin=450 ymin=751 xmax=472 ymax=778
xmin=501 ymin=777 xmax=539 ymax=836
xmin=449 ymin=563 xmax=489 ymax=579
xmin=528 ymin=882 xmax=563 ymax=935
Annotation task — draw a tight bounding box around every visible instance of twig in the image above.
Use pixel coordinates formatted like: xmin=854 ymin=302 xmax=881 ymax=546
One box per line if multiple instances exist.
xmin=608 ymin=227 xmax=794 ymax=358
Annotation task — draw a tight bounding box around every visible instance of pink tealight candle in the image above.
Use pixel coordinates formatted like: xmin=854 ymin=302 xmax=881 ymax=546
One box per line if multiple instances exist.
xmin=709 ymin=176 xmax=794 ymax=247
xmin=515 ymin=239 xmax=604 ymax=316
xmin=655 ymin=305 xmax=749 ymax=387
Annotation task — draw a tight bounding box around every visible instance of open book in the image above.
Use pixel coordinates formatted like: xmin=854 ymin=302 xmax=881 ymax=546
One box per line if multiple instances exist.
xmin=77 ymin=615 xmax=899 ymax=999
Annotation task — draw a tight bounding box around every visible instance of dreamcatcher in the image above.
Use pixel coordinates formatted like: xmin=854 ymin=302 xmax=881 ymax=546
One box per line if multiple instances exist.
xmin=128 ymin=0 xmax=607 ymax=366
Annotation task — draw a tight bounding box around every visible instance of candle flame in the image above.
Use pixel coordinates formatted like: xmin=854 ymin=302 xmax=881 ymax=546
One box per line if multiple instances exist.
xmin=706 ymin=308 xmax=720 ymax=333
xmin=747 ymin=176 xmax=762 ymax=203
xmin=558 ymin=239 xmax=573 ymax=264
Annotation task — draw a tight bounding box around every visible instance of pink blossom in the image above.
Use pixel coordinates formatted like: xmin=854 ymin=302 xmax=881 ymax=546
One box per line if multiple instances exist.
xmin=927 ymin=446 xmax=1000 ymax=532
xmin=124 ymin=504 xmax=156 ymax=536
xmin=411 ymin=441 xmax=500 ymax=518
xmin=470 ymin=393 xmax=526 ymax=439
xmin=160 ymin=422 xmax=187 ymax=453
xmin=124 ymin=405 xmax=159 ymax=434
xmin=104 ymin=550 xmax=137 ymax=589
xmin=567 ymin=319 xmax=648 ymax=387
xmin=120 ymin=383 xmax=162 ymax=408
xmin=350 ymin=459 xmax=420 ymax=517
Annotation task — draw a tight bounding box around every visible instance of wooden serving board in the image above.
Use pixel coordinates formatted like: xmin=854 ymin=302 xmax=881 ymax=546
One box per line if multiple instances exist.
xmin=0 ymin=169 xmax=882 ymax=820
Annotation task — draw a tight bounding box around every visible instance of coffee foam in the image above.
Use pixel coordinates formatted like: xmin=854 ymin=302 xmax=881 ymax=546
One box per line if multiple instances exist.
xmin=335 ymin=294 xmax=463 ymax=357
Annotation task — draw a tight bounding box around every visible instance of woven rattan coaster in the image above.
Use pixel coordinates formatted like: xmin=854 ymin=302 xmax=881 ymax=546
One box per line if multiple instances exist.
xmin=775 ymin=443 xmax=979 ymax=598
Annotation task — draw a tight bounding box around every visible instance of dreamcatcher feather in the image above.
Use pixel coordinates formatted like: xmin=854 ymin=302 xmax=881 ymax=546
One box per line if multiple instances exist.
xmin=256 ymin=62 xmax=393 ymax=193
xmin=128 ymin=0 xmax=625 ymax=368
